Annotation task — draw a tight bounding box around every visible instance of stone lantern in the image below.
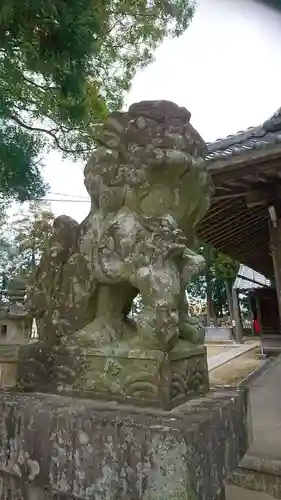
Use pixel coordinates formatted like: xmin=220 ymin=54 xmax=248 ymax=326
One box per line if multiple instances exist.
xmin=0 ymin=276 xmax=31 ymax=388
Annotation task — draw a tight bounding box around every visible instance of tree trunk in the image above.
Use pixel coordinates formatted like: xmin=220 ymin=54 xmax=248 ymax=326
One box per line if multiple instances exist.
xmin=224 ymin=278 xmax=234 ymax=322
xmin=203 ymin=244 xmax=216 ymax=325
xmin=215 ymin=284 xmax=224 ymax=318
xmin=206 ymin=270 xmax=215 ymax=324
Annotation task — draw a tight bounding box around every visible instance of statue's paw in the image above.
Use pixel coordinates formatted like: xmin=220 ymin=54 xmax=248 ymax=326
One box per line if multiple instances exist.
xmin=187 ymin=316 xmax=199 ymax=326
xmin=71 ymin=318 xmax=122 ymax=348
xmin=181 ymin=255 xmax=205 ymax=282
xmin=180 ymin=321 xmax=204 ymax=344
xmin=156 ymin=310 xmax=179 ymax=350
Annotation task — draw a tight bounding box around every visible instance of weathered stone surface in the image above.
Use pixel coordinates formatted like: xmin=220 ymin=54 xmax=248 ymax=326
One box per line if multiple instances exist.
xmin=17 ymin=342 xmax=209 ymax=410
xmin=0 ymin=287 xmax=32 ymax=389
xmin=205 ymin=327 xmax=233 ymax=342
xmin=18 ymin=100 xmax=213 ymax=406
xmin=231 ymin=456 xmax=281 ymax=499
xmin=7 ymin=276 xmax=27 ymax=304
xmin=0 ymin=360 xmax=17 ymax=388
xmin=0 ymin=388 xmax=248 ymax=500
xmin=63 ymin=343 xmax=208 ymax=409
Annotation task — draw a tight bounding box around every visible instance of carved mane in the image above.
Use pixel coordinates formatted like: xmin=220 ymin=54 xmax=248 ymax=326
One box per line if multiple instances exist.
xmin=83 ymin=100 xmax=209 ymax=216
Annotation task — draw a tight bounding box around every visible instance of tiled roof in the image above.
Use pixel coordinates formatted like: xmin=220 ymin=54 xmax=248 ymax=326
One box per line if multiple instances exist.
xmin=206 ymin=107 xmax=281 ymax=163
xmin=233 ymin=264 xmax=271 ymax=291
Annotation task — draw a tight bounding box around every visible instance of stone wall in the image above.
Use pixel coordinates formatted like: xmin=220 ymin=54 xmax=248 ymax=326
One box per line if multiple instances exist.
xmin=0 ymin=388 xmax=249 ymax=500
xmin=205 ymin=327 xmax=234 ymax=342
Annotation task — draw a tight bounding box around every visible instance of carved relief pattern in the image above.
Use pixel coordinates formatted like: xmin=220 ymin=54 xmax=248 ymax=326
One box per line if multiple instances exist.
xmin=171 ymin=355 xmax=209 ymax=403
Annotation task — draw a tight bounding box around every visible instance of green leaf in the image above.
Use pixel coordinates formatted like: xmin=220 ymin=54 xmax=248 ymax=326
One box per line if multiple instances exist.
xmin=0 ymin=0 xmax=195 ymax=200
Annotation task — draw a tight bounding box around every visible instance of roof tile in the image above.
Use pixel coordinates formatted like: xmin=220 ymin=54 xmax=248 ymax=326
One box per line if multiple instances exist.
xmin=206 ymin=107 xmax=281 ymax=163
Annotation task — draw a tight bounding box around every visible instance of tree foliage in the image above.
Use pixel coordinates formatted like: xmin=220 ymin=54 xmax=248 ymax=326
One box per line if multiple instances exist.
xmin=213 ymin=252 xmax=239 ymax=281
xmin=0 ymin=199 xmax=18 ymax=293
xmin=0 ymin=0 xmax=195 ymax=200
xmin=0 ymin=202 xmax=55 ymax=295
xmin=186 ymin=242 xmax=240 ymax=320
xmin=11 ymin=202 xmax=55 ymax=275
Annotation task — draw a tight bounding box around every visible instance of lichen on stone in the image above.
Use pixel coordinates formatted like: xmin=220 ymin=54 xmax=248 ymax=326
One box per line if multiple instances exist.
xmin=17 ymin=100 xmax=213 ymax=408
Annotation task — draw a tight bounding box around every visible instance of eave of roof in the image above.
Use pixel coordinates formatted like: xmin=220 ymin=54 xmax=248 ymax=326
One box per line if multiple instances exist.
xmin=233 ymin=264 xmax=271 ymax=291
xmin=206 ymin=107 xmax=281 ymax=165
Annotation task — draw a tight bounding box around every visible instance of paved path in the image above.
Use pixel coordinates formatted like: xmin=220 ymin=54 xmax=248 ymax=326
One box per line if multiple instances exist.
xmin=225 ymin=360 xmax=281 ymax=500
xmin=227 ymin=485 xmax=273 ymax=500
xmin=207 ymin=341 xmax=260 ymax=371
xmin=247 ymin=356 xmax=281 ymax=461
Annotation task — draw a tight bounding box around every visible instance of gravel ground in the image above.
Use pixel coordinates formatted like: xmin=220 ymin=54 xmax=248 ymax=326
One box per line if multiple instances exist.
xmin=206 ymin=345 xmax=232 ymax=358
xmin=209 ymin=348 xmax=262 ymax=386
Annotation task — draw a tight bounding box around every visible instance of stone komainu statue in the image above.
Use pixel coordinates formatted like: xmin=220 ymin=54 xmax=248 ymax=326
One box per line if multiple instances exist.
xmin=19 ymin=101 xmax=213 ymax=406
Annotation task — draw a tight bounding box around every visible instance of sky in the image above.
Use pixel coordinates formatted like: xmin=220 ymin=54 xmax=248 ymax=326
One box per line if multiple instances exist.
xmin=41 ymin=0 xmax=281 ymax=223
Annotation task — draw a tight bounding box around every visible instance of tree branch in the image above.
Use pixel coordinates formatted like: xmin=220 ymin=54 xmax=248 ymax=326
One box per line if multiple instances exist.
xmin=21 ymin=73 xmax=59 ymax=92
xmin=10 ymin=114 xmax=91 ymax=155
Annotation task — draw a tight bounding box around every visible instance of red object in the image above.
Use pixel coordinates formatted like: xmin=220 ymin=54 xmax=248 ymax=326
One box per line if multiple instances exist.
xmin=254 ymin=318 xmax=261 ymax=334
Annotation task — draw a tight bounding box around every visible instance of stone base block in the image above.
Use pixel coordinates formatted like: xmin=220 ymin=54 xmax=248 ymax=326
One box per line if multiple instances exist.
xmin=0 ymin=361 xmax=17 ymax=388
xmin=65 ymin=341 xmax=209 ymax=410
xmin=0 ymin=388 xmax=249 ymax=500
xmin=230 ymin=455 xmax=281 ymax=499
xmin=0 ymin=344 xmax=23 ymax=389
xmin=0 ymin=344 xmax=22 ymax=361
xmin=17 ymin=340 xmax=209 ymax=410
xmin=205 ymin=327 xmax=234 ymax=342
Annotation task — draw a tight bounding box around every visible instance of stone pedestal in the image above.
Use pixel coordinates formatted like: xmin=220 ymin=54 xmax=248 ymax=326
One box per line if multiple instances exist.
xmin=10 ymin=100 xmax=249 ymax=498
xmin=17 ymin=340 xmax=209 ymax=411
xmin=0 ymin=345 xmax=23 ymax=389
xmin=0 ymin=388 xmax=249 ymax=500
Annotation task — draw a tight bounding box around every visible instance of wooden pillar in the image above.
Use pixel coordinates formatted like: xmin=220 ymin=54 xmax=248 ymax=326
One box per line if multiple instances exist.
xmin=249 ymin=296 xmax=255 ymax=335
xmin=255 ymin=293 xmax=264 ymax=356
xmin=268 ymin=209 xmax=281 ymax=331
xmin=232 ymin=287 xmax=244 ymax=343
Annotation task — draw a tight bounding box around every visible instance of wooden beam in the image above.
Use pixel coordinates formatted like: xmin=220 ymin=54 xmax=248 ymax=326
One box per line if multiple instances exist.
xmin=214 ymin=192 xmax=248 ymax=201
xmin=258 ymin=174 xmax=271 ymax=183
xmin=215 ymin=185 xmax=234 ymax=192
xmin=214 ymin=180 xmax=281 ymax=202
xmin=220 ymin=248 xmax=264 ymax=266
xmin=219 ymin=226 xmax=268 ymax=253
xmin=199 ymin=201 xmax=264 ymax=235
xmin=246 ymin=186 xmax=281 ymax=208
xmin=268 ymin=215 xmax=281 ymax=331
xmin=199 ymin=199 xmax=238 ymax=223
xmin=207 ymin=147 xmax=281 ymax=176
xmin=211 ymin=158 xmax=280 ymax=184
xmin=201 ymin=222 xmax=269 ymax=268
xmin=199 ymin=208 xmax=258 ymax=238
xmin=206 ymin=214 xmax=267 ymax=247
xmin=226 ymin=180 xmax=251 ymax=188
xmin=258 ymin=173 xmax=281 ymax=183
xmin=216 ymin=231 xmax=268 ymax=262
xmin=210 ymin=249 xmax=265 ymax=271
xmin=207 ymin=218 xmax=266 ymax=248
